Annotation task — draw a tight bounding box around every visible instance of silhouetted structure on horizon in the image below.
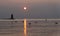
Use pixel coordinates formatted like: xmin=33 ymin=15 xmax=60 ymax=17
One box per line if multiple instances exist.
xmin=11 ymin=14 xmax=14 ymax=19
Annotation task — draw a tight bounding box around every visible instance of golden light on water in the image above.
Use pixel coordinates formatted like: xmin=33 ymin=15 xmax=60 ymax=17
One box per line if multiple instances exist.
xmin=24 ymin=19 xmax=27 ymax=36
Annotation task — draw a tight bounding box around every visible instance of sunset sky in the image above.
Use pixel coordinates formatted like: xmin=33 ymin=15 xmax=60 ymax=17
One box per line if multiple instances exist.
xmin=0 ymin=0 xmax=60 ymax=19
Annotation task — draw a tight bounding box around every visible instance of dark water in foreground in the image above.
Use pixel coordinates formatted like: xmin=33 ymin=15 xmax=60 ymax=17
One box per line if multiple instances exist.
xmin=0 ymin=19 xmax=60 ymax=36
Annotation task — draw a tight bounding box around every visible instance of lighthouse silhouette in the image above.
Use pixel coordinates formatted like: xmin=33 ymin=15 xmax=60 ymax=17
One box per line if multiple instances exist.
xmin=11 ymin=14 xmax=14 ymax=19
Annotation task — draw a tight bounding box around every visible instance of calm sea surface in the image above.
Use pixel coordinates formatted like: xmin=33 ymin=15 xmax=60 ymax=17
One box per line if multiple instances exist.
xmin=0 ymin=19 xmax=60 ymax=36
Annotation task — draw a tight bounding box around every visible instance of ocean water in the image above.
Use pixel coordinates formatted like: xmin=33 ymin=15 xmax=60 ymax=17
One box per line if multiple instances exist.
xmin=0 ymin=19 xmax=60 ymax=36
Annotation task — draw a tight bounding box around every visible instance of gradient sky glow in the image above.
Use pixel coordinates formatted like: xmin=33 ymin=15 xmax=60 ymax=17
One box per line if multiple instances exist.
xmin=0 ymin=0 xmax=60 ymax=19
